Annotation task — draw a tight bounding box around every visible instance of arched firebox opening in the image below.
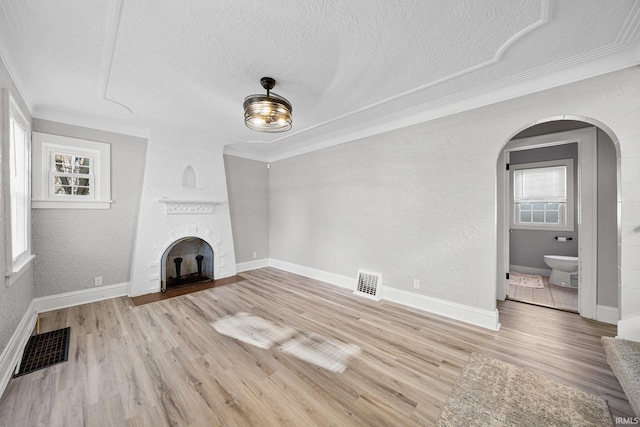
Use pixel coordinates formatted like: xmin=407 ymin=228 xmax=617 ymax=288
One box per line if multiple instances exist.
xmin=161 ymin=237 xmax=214 ymax=291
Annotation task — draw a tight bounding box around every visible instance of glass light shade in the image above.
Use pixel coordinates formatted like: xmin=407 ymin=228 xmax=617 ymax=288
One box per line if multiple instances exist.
xmin=243 ymin=93 xmax=292 ymax=133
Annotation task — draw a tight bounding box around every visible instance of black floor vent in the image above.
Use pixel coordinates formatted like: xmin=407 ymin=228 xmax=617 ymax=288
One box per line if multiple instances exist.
xmin=14 ymin=327 xmax=70 ymax=377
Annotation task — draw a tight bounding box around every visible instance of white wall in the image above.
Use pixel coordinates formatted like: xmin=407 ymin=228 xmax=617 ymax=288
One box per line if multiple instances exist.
xmin=270 ymin=111 xmax=499 ymax=312
xmin=224 ymin=155 xmax=270 ymax=264
xmin=269 ymin=66 xmax=640 ymax=327
xmin=597 ymin=129 xmax=619 ymax=308
xmin=31 ymin=119 xmax=147 ymax=297
xmin=129 ymin=127 xmax=237 ymax=296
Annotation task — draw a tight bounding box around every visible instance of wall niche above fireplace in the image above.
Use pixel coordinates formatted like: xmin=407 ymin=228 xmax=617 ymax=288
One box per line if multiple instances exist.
xmin=161 ymin=237 xmax=214 ymax=291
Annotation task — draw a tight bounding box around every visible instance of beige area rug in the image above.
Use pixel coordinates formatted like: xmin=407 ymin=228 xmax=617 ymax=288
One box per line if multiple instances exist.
xmin=436 ymin=353 xmax=613 ymax=426
xmin=509 ymin=272 xmax=544 ymax=288
xmin=602 ymin=337 xmax=640 ymax=417
xmin=508 ymin=275 xmax=578 ymax=312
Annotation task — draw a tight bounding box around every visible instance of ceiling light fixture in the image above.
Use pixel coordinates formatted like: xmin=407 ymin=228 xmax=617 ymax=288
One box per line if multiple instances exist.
xmin=243 ymin=77 xmax=292 ymax=133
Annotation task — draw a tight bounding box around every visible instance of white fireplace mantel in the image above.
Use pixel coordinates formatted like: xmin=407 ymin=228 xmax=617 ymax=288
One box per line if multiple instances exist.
xmin=157 ymin=198 xmax=226 ymax=215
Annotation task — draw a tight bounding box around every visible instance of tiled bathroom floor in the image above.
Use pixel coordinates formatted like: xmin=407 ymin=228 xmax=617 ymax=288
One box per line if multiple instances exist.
xmin=507 ymin=275 xmax=578 ymax=312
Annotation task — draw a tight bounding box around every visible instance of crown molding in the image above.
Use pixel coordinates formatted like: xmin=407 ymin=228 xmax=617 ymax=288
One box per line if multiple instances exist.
xmin=266 ymin=42 xmax=640 ymax=162
xmin=261 ymin=0 xmax=640 ymax=161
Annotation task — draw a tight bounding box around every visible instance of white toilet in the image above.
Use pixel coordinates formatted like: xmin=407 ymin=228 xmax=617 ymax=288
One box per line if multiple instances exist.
xmin=543 ymin=255 xmax=579 ymax=288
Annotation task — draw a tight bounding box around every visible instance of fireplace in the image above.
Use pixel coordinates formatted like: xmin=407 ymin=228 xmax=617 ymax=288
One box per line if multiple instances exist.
xmin=161 ymin=237 xmax=214 ymax=291
xmin=128 ymin=142 xmax=237 ymax=297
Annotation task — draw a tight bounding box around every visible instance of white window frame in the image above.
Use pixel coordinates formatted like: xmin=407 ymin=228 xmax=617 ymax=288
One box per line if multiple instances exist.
xmin=509 ymin=158 xmax=575 ymax=232
xmin=32 ymin=132 xmax=112 ymax=209
xmin=2 ymin=90 xmax=35 ymax=285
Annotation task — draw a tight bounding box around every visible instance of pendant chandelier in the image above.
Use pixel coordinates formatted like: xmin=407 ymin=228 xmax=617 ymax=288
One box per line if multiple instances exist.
xmin=243 ymin=77 xmax=292 ymax=133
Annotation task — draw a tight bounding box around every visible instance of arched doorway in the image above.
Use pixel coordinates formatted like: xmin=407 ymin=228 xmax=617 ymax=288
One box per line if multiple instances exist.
xmin=497 ymin=117 xmax=620 ymax=322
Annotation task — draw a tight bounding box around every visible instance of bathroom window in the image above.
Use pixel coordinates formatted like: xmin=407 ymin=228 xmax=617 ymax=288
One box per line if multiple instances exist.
xmin=32 ymin=132 xmax=111 ymax=209
xmin=510 ymin=159 xmax=574 ymax=231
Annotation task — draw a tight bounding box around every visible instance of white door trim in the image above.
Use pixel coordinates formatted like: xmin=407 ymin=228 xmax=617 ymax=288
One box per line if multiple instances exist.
xmin=498 ymin=127 xmax=597 ymax=318
xmin=577 ymin=128 xmax=598 ymax=319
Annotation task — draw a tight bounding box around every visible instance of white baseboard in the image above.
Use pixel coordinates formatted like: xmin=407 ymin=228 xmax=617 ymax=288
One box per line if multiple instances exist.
xmin=382 ymin=287 xmax=501 ymax=331
xmin=596 ymin=305 xmax=619 ymax=325
xmin=33 ymin=282 xmax=130 ymax=313
xmin=1 ymin=282 xmax=131 ymax=398
xmin=270 ymin=259 xmax=500 ymax=331
xmin=269 ymin=259 xmax=356 ymax=290
xmin=617 ymin=316 xmax=640 ymax=342
xmin=509 ymin=265 xmax=552 ymax=277
xmin=236 ymin=259 xmax=270 ymax=273
xmin=0 ymin=301 xmax=37 ymax=399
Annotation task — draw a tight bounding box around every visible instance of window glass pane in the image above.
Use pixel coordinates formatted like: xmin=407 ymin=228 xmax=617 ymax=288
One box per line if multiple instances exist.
xmin=546 ymin=203 xmax=558 ymax=210
xmin=532 ymin=211 xmax=545 ymax=223
xmin=54 ymin=176 xmax=71 ymax=185
xmin=520 ymin=211 xmax=531 ymax=222
xmin=54 ymin=154 xmax=66 ymax=163
xmin=75 ymin=166 xmax=90 ymax=175
xmin=532 ymin=203 xmax=545 ymax=210
xmin=54 ymin=185 xmax=73 ymax=195
xmin=72 ymin=156 xmax=91 ymax=173
xmin=55 ymin=154 xmax=73 ymax=173
xmin=71 ymin=178 xmax=91 ymax=186
xmin=546 ymin=211 xmax=559 ymax=223
xmin=520 ymin=203 xmax=532 ymax=210
xmin=77 ymin=156 xmax=90 ymax=166
xmin=9 ymin=115 xmax=28 ymax=260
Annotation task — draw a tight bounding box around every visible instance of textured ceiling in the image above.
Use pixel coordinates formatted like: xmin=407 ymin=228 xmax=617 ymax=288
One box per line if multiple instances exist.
xmin=0 ymin=0 xmax=639 ymax=160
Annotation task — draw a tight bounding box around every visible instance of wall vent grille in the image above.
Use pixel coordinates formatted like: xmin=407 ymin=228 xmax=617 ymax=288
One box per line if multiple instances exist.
xmin=353 ymin=270 xmax=382 ymax=301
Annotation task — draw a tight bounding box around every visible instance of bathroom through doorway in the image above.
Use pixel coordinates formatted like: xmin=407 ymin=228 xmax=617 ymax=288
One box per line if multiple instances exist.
xmin=497 ymin=119 xmax=618 ymax=321
xmin=506 ymin=140 xmax=579 ymax=312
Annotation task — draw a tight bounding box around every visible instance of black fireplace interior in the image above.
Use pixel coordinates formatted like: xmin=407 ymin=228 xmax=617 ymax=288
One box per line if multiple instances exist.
xmin=162 ymin=237 xmax=214 ymax=291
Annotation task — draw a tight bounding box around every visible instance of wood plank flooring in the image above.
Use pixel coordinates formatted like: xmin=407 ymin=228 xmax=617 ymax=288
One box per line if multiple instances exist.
xmin=0 ymin=267 xmax=632 ymax=426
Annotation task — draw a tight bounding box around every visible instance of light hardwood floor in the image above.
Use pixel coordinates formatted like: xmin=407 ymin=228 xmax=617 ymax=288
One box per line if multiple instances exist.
xmin=0 ymin=267 xmax=632 ymax=426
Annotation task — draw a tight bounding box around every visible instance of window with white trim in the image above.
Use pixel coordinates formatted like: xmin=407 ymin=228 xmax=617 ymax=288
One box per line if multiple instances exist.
xmin=3 ymin=91 xmax=34 ymax=284
xmin=510 ymin=159 xmax=574 ymax=231
xmin=32 ymin=132 xmax=111 ymax=209
xmin=51 ymin=151 xmax=94 ymax=196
